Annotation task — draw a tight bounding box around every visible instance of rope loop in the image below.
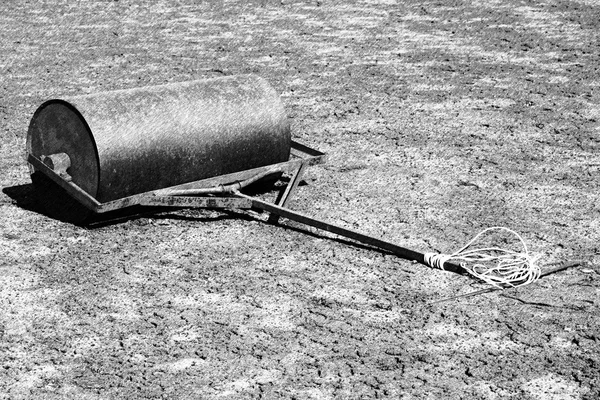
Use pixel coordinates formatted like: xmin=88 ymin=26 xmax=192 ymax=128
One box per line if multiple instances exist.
xmin=424 ymin=227 xmax=541 ymax=288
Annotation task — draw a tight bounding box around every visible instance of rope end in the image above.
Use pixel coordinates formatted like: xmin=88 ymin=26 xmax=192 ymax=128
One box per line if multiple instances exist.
xmin=425 ymin=227 xmax=542 ymax=288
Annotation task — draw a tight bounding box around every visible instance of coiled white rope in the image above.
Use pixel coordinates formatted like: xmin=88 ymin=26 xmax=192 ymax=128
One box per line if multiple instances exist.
xmin=423 ymin=227 xmax=542 ymax=288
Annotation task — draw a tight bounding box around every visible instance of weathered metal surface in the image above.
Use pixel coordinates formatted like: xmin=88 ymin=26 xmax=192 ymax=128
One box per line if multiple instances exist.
xmin=268 ymin=162 xmax=308 ymax=224
xmin=234 ymin=191 xmax=435 ymax=268
xmin=27 ymin=140 xmax=326 ymax=223
xmin=138 ymin=196 xmax=252 ymax=209
xmin=27 ymin=101 xmax=99 ymax=198
xmin=27 ymin=75 xmax=291 ymax=204
xmin=41 ymin=152 xmax=72 ymax=181
xmin=288 ymin=140 xmax=327 ymax=162
xmin=28 ymin=153 xmax=101 ymax=212
xmin=159 ymin=166 xmax=283 ymax=196
xmin=27 ymin=154 xmax=100 ymax=223
xmin=152 ymin=140 xmax=325 ymax=194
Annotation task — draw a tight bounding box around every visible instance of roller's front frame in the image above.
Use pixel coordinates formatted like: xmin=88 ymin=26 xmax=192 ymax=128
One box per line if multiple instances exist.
xmin=27 ymin=140 xmax=326 ymax=221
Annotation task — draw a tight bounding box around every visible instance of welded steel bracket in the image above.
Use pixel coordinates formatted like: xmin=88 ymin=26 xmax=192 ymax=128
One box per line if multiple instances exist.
xmin=27 ymin=140 xmax=326 ymax=216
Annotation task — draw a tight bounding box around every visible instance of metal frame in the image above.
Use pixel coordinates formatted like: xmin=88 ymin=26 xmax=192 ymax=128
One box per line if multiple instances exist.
xmin=27 ymin=139 xmax=475 ymax=276
xmin=27 ymin=140 xmax=326 ymax=214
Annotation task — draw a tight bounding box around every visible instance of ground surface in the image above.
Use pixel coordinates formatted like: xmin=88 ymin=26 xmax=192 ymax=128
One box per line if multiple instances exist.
xmin=1 ymin=1 xmax=599 ymax=399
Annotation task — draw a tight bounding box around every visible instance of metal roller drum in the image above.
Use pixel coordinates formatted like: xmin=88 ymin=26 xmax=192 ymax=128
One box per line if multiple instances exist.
xmin=26 ymin=75 xmax=291 ymax=221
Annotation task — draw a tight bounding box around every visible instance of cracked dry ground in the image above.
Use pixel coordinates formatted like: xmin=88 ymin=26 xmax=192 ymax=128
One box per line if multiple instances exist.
xmin=1 ymin=0 xmax=599 ymax=399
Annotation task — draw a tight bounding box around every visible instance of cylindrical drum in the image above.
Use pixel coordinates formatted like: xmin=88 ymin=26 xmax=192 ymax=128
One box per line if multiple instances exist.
xmin=26 ymin=75 xmax=291 ymax=220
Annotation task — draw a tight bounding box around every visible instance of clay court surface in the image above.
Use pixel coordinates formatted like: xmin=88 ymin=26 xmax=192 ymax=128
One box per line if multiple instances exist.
xmin=1 ymin=1 xmax=599 ymax=399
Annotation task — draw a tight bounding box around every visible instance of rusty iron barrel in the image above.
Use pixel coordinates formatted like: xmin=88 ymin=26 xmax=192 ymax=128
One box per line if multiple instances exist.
xmin=26 ymin=75 xmax=291 ymax=221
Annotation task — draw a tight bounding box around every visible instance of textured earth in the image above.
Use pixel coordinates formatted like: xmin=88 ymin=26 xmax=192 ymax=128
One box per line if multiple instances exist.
xmin=1 ymin=1 xmax=599 ymax=399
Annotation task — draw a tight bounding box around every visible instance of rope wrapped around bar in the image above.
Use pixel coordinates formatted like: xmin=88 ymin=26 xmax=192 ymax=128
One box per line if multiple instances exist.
xmin=423 ymin=227 xmax=542 ymax=288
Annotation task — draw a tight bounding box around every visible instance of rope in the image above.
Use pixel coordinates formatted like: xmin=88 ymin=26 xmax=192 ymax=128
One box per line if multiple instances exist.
xmin=423 ymin=227 xmax=541 ymax=288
